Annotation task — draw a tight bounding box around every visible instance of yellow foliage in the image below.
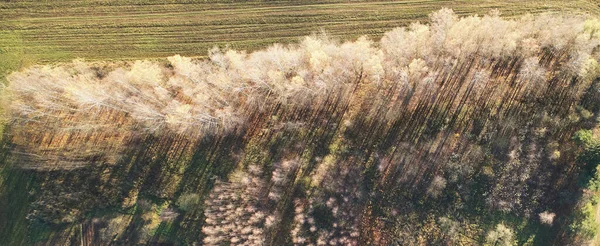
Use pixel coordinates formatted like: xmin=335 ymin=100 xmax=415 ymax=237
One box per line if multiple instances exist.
xmin=584 ymin=18 xmax=600 ymax=39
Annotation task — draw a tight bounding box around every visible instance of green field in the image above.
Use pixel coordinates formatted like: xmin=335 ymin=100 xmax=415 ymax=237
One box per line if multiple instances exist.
xmin=1 ymin=0 xmax=599 ymax=63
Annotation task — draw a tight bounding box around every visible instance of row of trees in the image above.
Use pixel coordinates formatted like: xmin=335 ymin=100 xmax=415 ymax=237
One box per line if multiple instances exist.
xmin=4 ymin=9 xmax=599 ymax=170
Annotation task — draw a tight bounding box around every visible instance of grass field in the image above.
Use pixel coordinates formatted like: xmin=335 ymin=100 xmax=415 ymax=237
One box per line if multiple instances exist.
xmin=1 ymin=0 xmax=599 ymax=63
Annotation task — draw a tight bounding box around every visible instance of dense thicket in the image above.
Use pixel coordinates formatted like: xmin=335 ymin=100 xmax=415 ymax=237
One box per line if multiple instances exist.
xmin=2 ymin=9 xmax=600 ymax=245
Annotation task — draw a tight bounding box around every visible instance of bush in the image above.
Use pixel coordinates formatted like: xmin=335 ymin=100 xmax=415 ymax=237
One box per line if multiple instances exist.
xmin=570 ymin=130 xmax=600 ymax=242
xmin=485 ymin=224 xmax=516 ymax=246
xmin=176 ymin=193 xmax=201 ymax=212
xmin=573 ymin=129 xmax=594 ymax=146
xmin=570 ymin=199 xmax=598 ymax=240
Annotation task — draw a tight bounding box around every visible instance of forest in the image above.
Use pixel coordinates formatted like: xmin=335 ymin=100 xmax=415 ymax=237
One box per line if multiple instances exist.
xmin=1 ymin=8 xmax=600 ymax=245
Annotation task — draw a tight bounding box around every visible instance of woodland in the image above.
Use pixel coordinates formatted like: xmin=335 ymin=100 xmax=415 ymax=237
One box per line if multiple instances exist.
xmin=1 ymin=8 xmax=600 ymax=245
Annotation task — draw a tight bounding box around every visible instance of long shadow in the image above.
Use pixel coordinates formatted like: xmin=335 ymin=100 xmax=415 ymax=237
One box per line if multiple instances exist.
xmin=0 ymin=132 xmax=46 ymax=245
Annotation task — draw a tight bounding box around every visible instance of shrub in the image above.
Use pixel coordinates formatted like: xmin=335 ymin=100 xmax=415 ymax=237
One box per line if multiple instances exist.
xmin=176 ymin=193 xmax=201 ymax=212
xmin=573 ymin=129 xmax=594 ymax=146
xmin=485 ymin=224 xmax=516 ymax=246
xmin=570 ymin=199 xmax=598 ymax=240
xmin=539 ymin=211 xmax=556 ymax=225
